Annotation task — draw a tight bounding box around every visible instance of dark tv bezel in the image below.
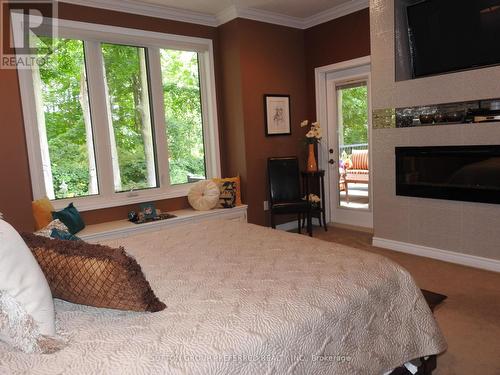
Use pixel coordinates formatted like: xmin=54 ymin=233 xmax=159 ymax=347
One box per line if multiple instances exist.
xmin=406 ymin=1 xmax=500 ymax=79
xmin=395 ymin=145 xmax=500 ymax=204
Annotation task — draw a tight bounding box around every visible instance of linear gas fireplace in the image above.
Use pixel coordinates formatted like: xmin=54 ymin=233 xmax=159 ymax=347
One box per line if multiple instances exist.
xmin=396 ymin=145 xmax=500 ymax=204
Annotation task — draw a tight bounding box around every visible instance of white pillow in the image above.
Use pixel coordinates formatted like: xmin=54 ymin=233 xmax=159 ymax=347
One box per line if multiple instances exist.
xmin=0 ymin=290 xmax=66 ymax=353
xmin=34 ymin=219 xmax=68 ymax=238
xmin=188 ymin=180 xmax=220 ymax=211
xmin=0 ymin=220 xmax=55 ymax=340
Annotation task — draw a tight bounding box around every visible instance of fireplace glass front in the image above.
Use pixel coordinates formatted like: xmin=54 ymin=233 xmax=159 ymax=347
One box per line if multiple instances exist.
xmin=395 ymin=145 xmax=500 ymax=204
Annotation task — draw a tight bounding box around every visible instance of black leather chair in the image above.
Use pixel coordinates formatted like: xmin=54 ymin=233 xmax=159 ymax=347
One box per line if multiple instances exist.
xmin=267 ymin=157 xmax=312 ymax=236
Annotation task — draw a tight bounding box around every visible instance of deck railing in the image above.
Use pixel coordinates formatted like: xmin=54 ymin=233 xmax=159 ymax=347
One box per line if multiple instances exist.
xmin=339 ymin=143 xmax=368 ymax=156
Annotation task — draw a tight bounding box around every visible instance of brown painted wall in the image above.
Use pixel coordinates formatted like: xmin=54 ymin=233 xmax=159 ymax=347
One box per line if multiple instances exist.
xmin=0 ymin=67 xmax=35 ymax=231
xmin=239 ymin=19 xmax=309 ymax=225
xmin=217 ymin=21 xmax=248 ymax=201
xmin=218 ymin=19 xmax=309 ymax=226
xmin=0 ymin=3 xmax=219 ymax=231
xmin=59 ymin=4 xmax=217 ymax=38
xmin=304 ymin=8 xmax=371 ymax=120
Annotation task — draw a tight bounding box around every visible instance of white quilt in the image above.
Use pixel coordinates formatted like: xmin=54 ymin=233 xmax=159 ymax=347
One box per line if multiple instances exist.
xmin=0 ymin=220 xmax=446 ymax=374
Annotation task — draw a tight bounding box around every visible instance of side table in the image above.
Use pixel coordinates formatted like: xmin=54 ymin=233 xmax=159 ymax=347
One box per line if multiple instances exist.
xmin=301 ymin=170 xmax=328 ymax=232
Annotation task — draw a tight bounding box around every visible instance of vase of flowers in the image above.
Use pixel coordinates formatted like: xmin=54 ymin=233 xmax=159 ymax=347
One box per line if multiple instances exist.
xmin=301 ymin=120 xmax=322 ymax=172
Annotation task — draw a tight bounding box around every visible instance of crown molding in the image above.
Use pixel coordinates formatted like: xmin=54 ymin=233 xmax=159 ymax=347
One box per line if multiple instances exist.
xmin=215 ymin=5 xmax=239 ymax=27
xmin=60 ymin=0 xmax=369 ymax=30
xmin=216 ymin=5 xmax=304 ymax=29
xmin=302 ymin=0 xmax=369 ymax=29
xmin=60 ymin=0 xmax=219 ymax=27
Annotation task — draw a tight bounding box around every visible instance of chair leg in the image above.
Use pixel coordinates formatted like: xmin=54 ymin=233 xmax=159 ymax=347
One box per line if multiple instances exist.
xmin=297 ymin=214 xmax=301 ymax=234
xmin=307 ymin=211 xmax=312 ymax=237
xmin=271 ymin=213 xmax=276 ymax=229
xmin=322 ymin=209 xmax=328 ymax=232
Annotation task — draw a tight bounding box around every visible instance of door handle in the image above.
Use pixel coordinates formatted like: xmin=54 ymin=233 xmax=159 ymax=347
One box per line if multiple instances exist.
xmin=329 ymin=159 xmax=335 ymax=165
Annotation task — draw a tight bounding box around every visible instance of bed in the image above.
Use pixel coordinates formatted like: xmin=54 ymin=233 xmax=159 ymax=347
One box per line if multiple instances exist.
xmin=0 ymin=220 xmax=446 ymax=374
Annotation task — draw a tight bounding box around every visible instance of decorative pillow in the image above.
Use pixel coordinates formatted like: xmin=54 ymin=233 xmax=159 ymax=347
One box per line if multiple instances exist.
xmin=0 ymin=220 xmax=56 ymax=339
xmin=187 ymin=180 xmax=220 ymax=211
xmin=217 ymin=181 xmax=236 ymax=208
xmin=52 ymin=203 xmax=85 ymax=234
xmin=212 ymin=176 xmax=242 ymax=205
xmin=32 ymin=197 xmax=55 ymax=231
xmin=21 ymin=233 xmax=166 ymax=313
xmin=35 ymin=219 xmax=69 ymax=238
xmin=0 ymin=290 xmax=66 ymax=354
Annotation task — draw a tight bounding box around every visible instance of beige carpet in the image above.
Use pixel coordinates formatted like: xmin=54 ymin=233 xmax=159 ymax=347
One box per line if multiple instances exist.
xmin=310 ymin=225 xmax=500 ymax=375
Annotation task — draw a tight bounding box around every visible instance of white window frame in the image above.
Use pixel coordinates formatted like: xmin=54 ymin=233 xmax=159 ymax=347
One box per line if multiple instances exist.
xmin=14 ymin=17 xmax=221 ymax=211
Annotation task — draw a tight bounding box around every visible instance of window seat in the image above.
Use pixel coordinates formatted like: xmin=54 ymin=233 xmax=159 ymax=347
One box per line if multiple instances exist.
xmin=78 ymin=205 xmax=248 ymax=243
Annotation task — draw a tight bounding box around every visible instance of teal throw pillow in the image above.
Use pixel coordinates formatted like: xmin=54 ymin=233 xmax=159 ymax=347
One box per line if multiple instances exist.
xmin=52 ymin=203 xmax=85 ymax=234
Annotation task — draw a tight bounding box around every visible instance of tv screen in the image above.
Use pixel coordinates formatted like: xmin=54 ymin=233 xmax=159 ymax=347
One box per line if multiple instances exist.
xmin=407 ymin=0 xmax=500 ymax=78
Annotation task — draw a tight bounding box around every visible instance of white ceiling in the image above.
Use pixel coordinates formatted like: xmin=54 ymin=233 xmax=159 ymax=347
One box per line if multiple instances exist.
xmin=138 ymin=0 xmax=353 ymax=18
xmin=63 ymin=0 xmax=369 ymax=28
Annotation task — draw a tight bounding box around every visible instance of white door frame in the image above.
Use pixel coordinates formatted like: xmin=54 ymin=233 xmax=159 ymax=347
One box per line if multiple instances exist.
xmin=315 ymin=56 xmax=373 ymax=229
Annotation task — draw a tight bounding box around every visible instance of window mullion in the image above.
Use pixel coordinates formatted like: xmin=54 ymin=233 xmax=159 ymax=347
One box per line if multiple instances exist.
xmin=147 ymin=47 xmax=170 ymax=190
xmin=84 ymin=41 xmax=115 ymax=199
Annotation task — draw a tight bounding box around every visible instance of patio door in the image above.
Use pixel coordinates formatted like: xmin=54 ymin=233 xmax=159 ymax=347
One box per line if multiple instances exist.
xmin=325 ymin=64 xmax=372 ymax=229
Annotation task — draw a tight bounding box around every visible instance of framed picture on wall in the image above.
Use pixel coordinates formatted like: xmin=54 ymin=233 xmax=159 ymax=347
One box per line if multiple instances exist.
xmin=264 ymin=94 xmax=291 ymax=136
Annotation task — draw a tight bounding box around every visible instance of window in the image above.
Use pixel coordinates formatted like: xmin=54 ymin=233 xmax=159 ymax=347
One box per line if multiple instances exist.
xmin=101 ymin=43 xmax=157 ymax=192
xmin=16 ymin=19 xmax=220 ymax=211
xmin=160 ymin=49 xmax=206 ymax=185
xmin=35 ymin=37 xmax=98 ymax=200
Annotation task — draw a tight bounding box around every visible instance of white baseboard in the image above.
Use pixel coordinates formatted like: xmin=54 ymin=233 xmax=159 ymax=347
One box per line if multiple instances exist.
xmin=276 ymin=218 xmax=321 ymax=232
xmin=372 ymin=237 xmax=500 ymax=273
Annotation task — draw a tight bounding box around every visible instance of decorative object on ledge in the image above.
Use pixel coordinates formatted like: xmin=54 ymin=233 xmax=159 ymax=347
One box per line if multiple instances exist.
xmin=130 ymin=212 xmax=176 ymax=225
xmin=128 ymin=211 xmax=139 ymax=222
xmin=127 ymin=202 xmax=176 ymax=224
xmin=301 ymin=120 xmax=322 ymax=172
xmin=373 ymin=98 xmax=500 ymax=129
xmin=139 ymin=202 xmax=157 ymax=220
xmin=264 ymin=94 xmax=291 ymax=136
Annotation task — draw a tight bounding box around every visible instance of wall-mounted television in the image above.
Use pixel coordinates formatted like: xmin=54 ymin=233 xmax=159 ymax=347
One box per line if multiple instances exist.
xmin=407 ymin=0 xmax=500 ymax=78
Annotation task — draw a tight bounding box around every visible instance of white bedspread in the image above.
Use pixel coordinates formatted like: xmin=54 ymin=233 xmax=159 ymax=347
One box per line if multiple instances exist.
xmin=0 ymin=220 xmax=446 ymax=374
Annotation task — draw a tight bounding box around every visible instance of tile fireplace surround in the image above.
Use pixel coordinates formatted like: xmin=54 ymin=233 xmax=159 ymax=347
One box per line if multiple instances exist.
xmin=369 ymin=0 xmax=500 ymax=269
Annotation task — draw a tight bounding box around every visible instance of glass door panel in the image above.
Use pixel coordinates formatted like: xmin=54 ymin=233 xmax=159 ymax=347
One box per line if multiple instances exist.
xmin=336 ymin=82 xmax=369 ymax=210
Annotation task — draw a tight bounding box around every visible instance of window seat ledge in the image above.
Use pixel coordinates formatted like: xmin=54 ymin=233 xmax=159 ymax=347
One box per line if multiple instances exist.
xmin=78 ymin=205 xmax=248 ymax=243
